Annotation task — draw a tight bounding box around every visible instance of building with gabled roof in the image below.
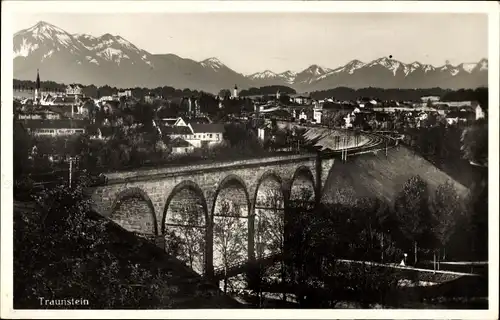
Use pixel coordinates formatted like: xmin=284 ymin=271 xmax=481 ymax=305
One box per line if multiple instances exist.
xmin=170 ymin=138 xmax=195 ymax=155
xmin=18 ymin=119 xmax=89 ymax=136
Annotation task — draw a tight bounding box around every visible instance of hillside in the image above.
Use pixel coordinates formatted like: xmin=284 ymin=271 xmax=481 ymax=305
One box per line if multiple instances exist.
xmin=322 ymin=145 xmax=469 ymax=204
xmin=14 ymin=202 xmax=242 ymax=309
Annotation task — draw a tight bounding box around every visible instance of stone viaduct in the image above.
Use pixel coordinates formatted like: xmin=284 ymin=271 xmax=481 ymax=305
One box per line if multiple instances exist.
xmin=89 ymin=153 xmax=335 ymax=277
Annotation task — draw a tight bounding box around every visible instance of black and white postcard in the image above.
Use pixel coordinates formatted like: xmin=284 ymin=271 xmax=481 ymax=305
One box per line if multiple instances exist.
xmin=1 ymin=1 xmax=498 ymax=319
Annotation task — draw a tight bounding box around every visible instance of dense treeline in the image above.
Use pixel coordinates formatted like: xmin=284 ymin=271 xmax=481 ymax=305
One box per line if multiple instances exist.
xmin=311 ymin=87 xmax=488 ymax=105
xmin=402 ymin=119 xmax=488 ymax=187
xmin=15 ymin=78 xmax=487 ymax=107
xmin=239 ymin=86 xmax=297 ymax=96
xmin=13 ymin=79 xmax=208 ymax=100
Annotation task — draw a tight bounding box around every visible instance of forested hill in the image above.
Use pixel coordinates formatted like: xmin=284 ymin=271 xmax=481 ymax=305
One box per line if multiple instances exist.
xmin=239 ymin=85 xmax=297 ymax=96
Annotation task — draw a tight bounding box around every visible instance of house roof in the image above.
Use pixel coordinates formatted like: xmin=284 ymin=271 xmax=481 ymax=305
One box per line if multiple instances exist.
xmin=189 ymin=116 xmax=212 ymax=124
xmin=323 ymin=103 xmax=353 ymax=110
xmin=161 ymin=126 xmax=193 ymax=135
xmin=290 ymin=94 xmax=311 ymax=98
xmin=53 ymin=96 xmax=78 ymax=105
xmin=161 ymin=118 xmax=178 ymax=126
xmin=19 ymin=119 xmax=89 ymax=129
xmin=267 ymin=109 xmax=292 ymax=118
xmin=170 ymin=138 xmax=193 ymax=148
xmin=190 ymin=123 xmax=225 ymax=134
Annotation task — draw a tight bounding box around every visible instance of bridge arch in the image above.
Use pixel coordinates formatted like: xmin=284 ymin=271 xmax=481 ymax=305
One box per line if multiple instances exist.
xmin=289 ymin=165 xmax=316 ymax=203
xmin=161 ymin=180 xmax=209 ymax=230
xmin=252 ymin=171 xmax=285 ymax=206
xmin=252 ymin=170 xmax=286 ymax=259
xmin=212 ymin=174 xmax=252 ymax=272
xmin=110 ymin=187 xmax=158 ymax=236
xmin=211 ymin=174 xmax=251 ymax=217
xmin=161 ymin=180 xmax=209 ymax=275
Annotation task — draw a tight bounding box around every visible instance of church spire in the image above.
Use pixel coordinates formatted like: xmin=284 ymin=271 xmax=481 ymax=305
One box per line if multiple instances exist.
xmin=36 ymin=69 xmax=40 ymax=90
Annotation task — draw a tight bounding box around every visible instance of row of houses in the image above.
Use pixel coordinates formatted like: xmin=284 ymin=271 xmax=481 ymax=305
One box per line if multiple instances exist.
xmin=16 ymin=115 xmax=226 ymax=156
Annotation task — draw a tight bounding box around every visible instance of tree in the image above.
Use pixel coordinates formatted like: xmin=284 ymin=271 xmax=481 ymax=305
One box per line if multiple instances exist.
xmin=168 ymin=204 xmax=206 ymax=274
xmin=284 ymin=197 xmax=401 ymax=308
xmin=255 ymin=189 xmax=286 ymax=299
xmin=463 ymin=173 xmax=488 ymax=260
xmin=461 ymin=121 xmax=488 ymax=166
xmin=218 ymin=89 xmax=231 ymax=100
xmin=213 ymin=200 xmax=247 ymax=294
xmin=394 ymin=175 xmax=431 ymax=265
xmin=430 ymin=181 xmax=463 ymax=263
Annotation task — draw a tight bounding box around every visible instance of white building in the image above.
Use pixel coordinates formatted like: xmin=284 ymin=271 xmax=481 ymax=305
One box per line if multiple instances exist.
xmin=19 ymin=119 xmax=88 ymax=136
xmin=313 ymin=107 xmax=322 ymax=124
xmin=170 ymin=138 xmax=195 ymax=155
xmin=159 ymin=122 xmax=225 ymax=149
xmin=420 ymin=96 xmax=441 ymax=103
xmin=118 ymin=90 xmax=132 ymax=98
xmin=232 ymin=85 xmax=239 ymax=99
xmin=476 ymin=104 xmax=485 ymax=120
xmin=257 ymin=124 xmax=271 ymax=142
xmin=189 ymin=123 xmax=225 ymax=148
xmin=298 ymin=111 xmax=308 ymax=121
xmin=66 ymin=84 xmax=83 ymax=97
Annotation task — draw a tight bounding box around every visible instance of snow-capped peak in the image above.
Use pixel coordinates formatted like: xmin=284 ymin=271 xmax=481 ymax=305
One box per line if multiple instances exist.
xmin=280 ymin=70 xmax=297 ymax=77
xmin=200 ymin=57 xmax=225 ymax=70
xmin=14 ymin=20 xmax=85 ymax=58
xmin=459 ymin=63 xmax=477 ymax=73
xmin=250 ymin=70 xmax=278 ymax=79
xmin=73 ymin=33 xmax=95 ymax=40
xmin=304 ymin=64 xmax=330 ymax=76
xmin=344 ymin=59 xmax=365 ymax=74
xmin=478 ymin=58 xmax=488 ymax=71
xmin=368 ymin=57 xmax=402 ymax=76
xmin=22 ymin=21 xmax=66 ymax=36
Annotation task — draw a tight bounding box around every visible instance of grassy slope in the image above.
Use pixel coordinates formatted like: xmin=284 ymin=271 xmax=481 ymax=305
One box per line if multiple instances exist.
xmin=322 ymin=145 xmax=470 ymax=204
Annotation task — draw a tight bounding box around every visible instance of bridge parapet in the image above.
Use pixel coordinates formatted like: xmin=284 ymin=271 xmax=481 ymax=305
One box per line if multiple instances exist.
xmin=102 ymin=154 xmax=319 ymax=184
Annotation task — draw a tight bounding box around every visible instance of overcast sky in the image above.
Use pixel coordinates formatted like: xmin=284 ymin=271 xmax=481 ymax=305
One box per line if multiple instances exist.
xmin=14 ymin=13 xmax=487 ymax=75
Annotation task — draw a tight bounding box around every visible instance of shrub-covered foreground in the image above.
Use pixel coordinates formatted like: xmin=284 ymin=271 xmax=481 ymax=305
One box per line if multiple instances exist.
xmin=13 ymin=182 xmax=241 ymax=309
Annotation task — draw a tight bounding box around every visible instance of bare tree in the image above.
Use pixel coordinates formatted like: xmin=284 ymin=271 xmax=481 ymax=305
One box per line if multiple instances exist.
xmin=394 ymin=175 xmax=431 ymax=265
xmin=213 ymin=200 xmax=247 ymax=293
xmin=169 ymin=204 xmax=205 ymax=274
xmin=431 ymin=181 xmax=463 ymax=264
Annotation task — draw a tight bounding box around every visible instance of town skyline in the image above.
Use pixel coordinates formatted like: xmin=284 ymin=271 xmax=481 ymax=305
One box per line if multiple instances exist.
xmin=14 ymin=13 xmax=487 ymax=75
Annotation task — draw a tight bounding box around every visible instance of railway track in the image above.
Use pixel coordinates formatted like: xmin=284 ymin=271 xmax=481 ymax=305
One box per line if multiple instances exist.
xmin=302 ymin=125 xmax=396 ymax=158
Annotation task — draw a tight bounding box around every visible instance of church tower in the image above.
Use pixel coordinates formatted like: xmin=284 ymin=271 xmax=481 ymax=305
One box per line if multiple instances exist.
xmin=35 ymin=69 xmax=41 ymax=103
xmin=233 ymin=84 xmax=238 ymax=99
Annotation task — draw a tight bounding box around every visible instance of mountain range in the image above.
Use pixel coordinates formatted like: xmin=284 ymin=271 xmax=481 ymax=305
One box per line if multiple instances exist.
xmin=14 ymin=21 xmax=488 ymax=93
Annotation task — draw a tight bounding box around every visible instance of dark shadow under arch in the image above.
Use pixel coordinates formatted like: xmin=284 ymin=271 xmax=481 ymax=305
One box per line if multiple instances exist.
xmin=161 ymin=180 xmax=209 ymax=234
xmin=211 ymin=174 xmax=251 ymax=217
xmin=110 ymin=187 xmax=158 ymax=236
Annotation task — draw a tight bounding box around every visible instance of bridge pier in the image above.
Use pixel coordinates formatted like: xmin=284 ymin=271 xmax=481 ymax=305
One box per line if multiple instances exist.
xmin=248 ymin=200 xmax=256 ymax=264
